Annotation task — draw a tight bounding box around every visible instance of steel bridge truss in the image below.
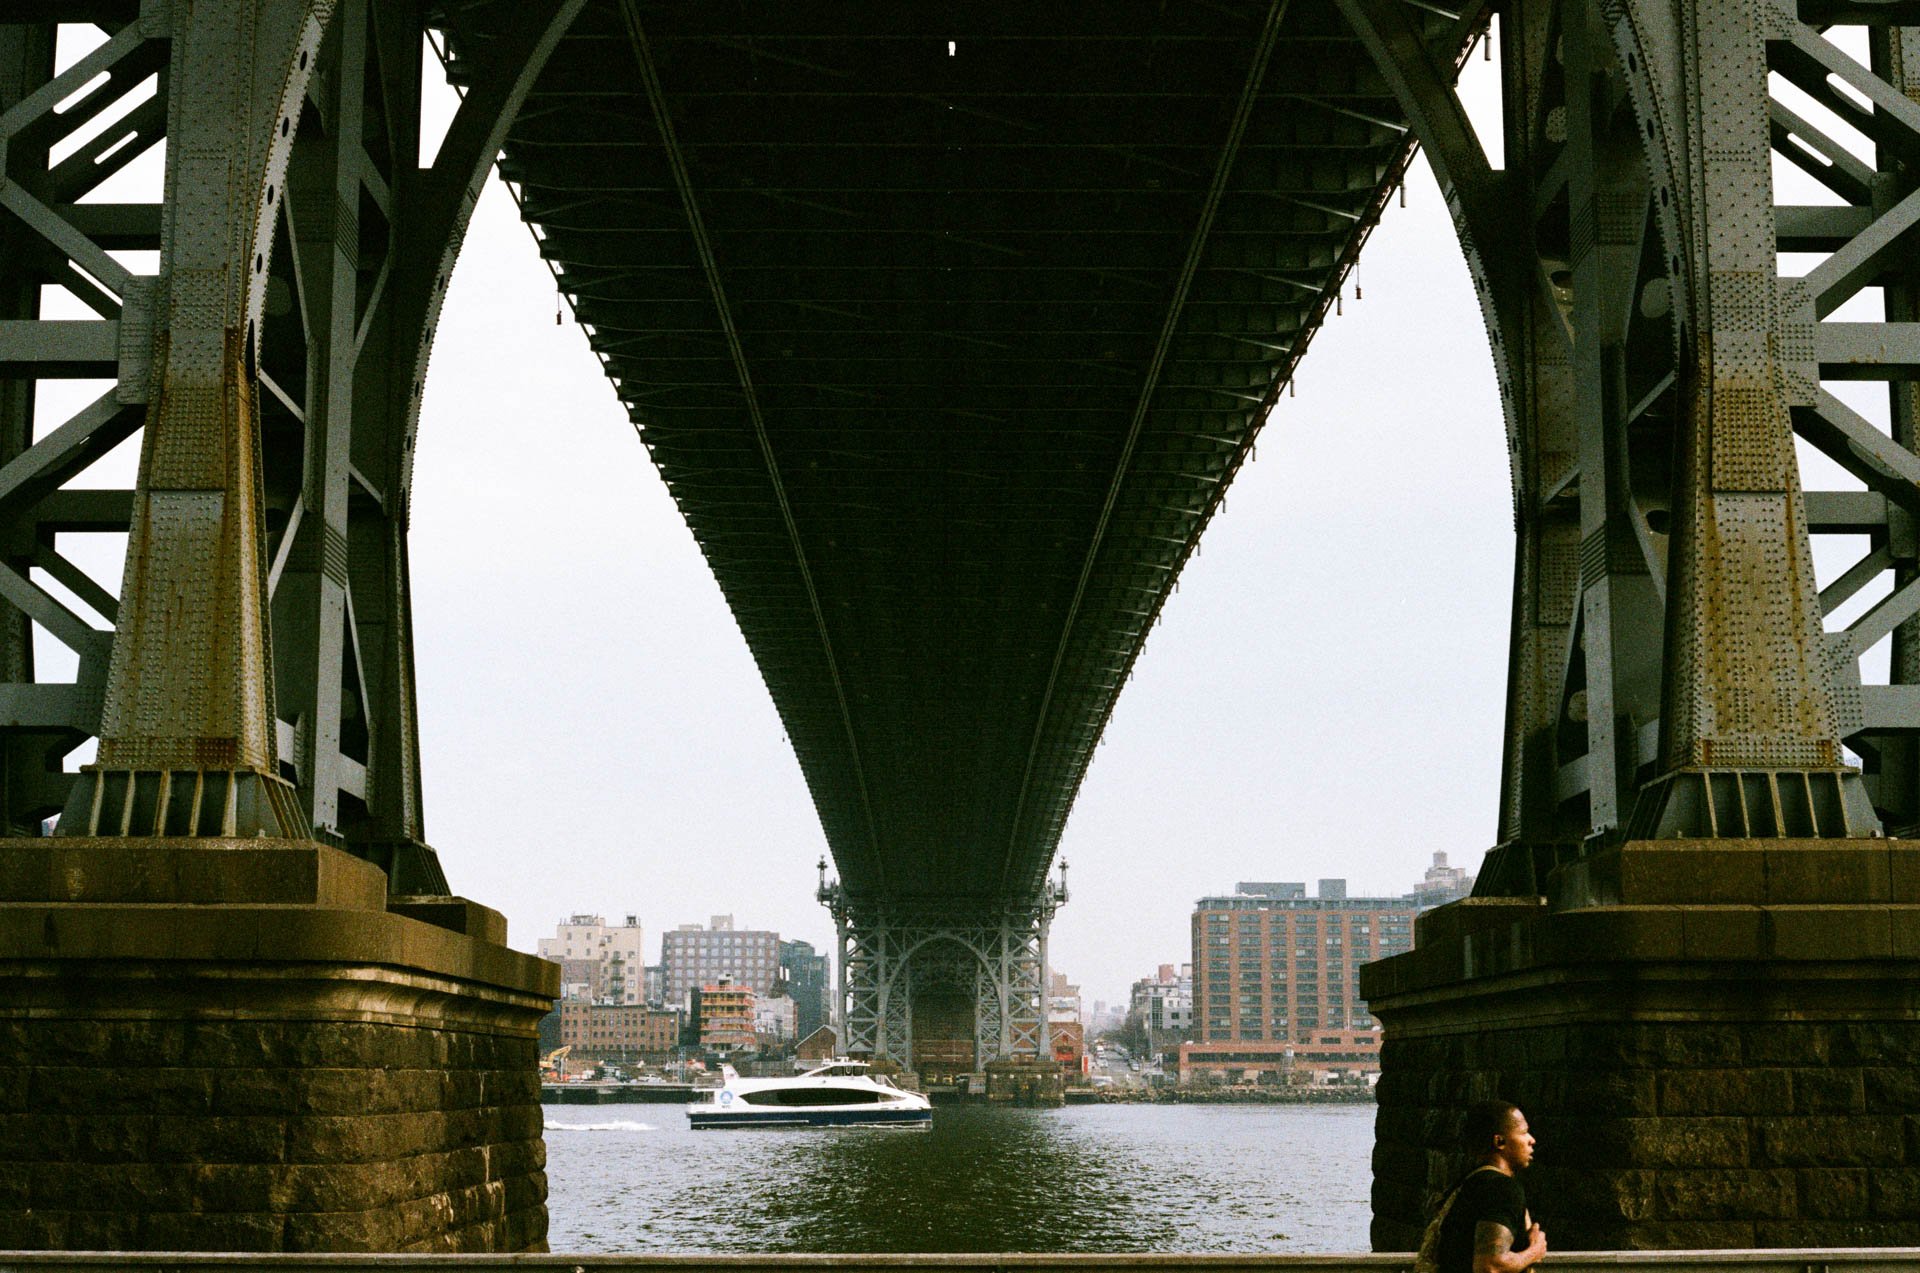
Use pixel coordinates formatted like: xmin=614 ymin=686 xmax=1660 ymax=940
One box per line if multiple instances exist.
xmin=1340 ymin=0 xmax=1920 ymax=890
xmin=819 ymin=865 xmax=1067 ymax=1069
xmin=0 ymin=0 xmax=575 ymax=888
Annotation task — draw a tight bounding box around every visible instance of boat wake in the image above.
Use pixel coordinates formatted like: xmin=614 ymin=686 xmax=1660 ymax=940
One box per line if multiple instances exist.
xmin=544 ymin=1119 xmax=656 ymax=1132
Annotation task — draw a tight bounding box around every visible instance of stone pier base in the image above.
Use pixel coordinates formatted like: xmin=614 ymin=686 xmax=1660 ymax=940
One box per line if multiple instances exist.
xmin=0 ymin=839 xmax=557 ymax=1252
xmin=1363 ymin=840 xmax=1920 ymax=1252
xmin=985 ymin=1059 xmax=1065 ymax=1106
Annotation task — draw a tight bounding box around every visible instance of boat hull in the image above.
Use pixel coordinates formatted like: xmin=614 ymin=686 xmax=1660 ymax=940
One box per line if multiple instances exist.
xmin=687 ymin=1105 xmax=932 ymax=1130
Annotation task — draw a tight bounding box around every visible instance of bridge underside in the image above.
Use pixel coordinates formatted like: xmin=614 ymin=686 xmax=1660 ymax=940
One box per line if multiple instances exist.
xmin=492 ymin=0 xmax=1416 ymax=909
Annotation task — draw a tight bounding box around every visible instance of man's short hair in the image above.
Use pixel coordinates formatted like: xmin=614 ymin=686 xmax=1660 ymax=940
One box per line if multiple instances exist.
xmin=1462 ymin=1099 xmax=1521 ymax=1154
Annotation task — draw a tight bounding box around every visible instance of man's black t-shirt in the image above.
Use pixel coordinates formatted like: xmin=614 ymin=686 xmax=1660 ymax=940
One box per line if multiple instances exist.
xmin=1437 ymin=1169 xmax=1528 ymax=1273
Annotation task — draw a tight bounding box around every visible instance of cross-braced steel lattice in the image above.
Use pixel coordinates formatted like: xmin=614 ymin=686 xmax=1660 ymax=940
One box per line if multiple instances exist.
xmin=1342 ymin=0 xmax=1920 ymax=892
xmin=0 ymin=0 xmax=575 ymax=891
xmin=820 ymin=861 xmax=1067 ymax=1068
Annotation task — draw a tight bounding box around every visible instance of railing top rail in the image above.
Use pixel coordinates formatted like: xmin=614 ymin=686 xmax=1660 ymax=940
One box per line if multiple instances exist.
xmin=0 ymin=1252 xmax=1914 ymax=1271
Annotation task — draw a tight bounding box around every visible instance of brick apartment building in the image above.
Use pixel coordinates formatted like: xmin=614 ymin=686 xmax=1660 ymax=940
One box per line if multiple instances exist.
xmin=1179 ymin=1030 xmax=1383 ymax=1083
xmin=1180 ymin=879 xmax=1414 ymax=1084
xmin=557 ymin=1001 xmax=682 ymax=1061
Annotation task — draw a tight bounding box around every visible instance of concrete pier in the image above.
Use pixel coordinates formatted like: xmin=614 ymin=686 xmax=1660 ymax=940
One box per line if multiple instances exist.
xmin=1364 ymin=840 xmax=1920 ymax=1252
xmin=985 ymin=1060 xmax=1065 ymax=1106
xmin=0 ymin=840 xmax=556 ymax=1252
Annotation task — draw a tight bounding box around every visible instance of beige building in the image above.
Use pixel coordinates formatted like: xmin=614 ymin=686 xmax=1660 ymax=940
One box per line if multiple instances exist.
xmin=754 ymin=994 xmax=798 ymax=1045
xmin=538 ymin=913 xmax=647 ymax=1004
xmin=1129 ymin=962 xmax=1193 ymax=1047
xmin=1179 ymin=1029 xmax=1383 ymax=1085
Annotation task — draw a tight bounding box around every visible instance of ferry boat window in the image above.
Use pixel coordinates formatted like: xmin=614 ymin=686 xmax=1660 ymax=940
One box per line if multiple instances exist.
xmin=740 ymin=1088 xmax=886 ymax=1106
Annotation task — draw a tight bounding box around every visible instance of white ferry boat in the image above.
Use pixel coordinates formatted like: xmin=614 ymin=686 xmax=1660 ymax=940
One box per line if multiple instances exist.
xmin=686 ymin=1060 xmax=932 ymax=1130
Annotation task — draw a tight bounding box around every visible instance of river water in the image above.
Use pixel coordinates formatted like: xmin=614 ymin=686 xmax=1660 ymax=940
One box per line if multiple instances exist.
xmin=542 ymin=1101 xmax=1375 ymax=1253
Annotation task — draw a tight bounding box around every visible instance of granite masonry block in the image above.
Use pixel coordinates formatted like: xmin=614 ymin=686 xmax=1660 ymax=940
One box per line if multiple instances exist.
xmin=150 ymin=1114 xmax=287 ymax=1164
xmin=0 ymin=1068 xmax=26 ymax=1114
xmin=1763 ymin=845 xmax=1890 ymax=904
xmin=284 ymin=1111 xmax=458 ymax=1166
xmin=141 ymin=1211 xmax=286 ymax=1252
xmin=1755 ymin=1219 xmax=1920 ymax=1246
xmin=1799 ymin=1168 xmax=1871 ymax=1219
xmin=60 ymin=1209 xmax=143 ymax=1251
xmin=1792 ymin=1068 xmax=1865 ymax=1114
xmin=1653 ymin=1026 xmax=1747 ymax=1068
xmin=67 ymin=1113 xmax=154 ymax=1163
xmin=29 ymin=1065 xmax=216 ymax=1114
xmin=1891 ymin=844 xmax=1920 ymax=902
xmin=1680 ymin=907 xmax=1766 ymax=959
xmin=1754 ymin=1116 xmax=1907 ymax=1167
xmin=1768 ymin=906 xmax=1893 ymax=959
xmin=1888 ymin=908 xmax=1920 ymax=959
xmin=1837 ymin=1023 xmax=1920 ymax=1065
xmin=1617 ymin=1220 xmax=1757 ymax=1249
xmin=215 ymin=1068 xmax=308 ymax=1116
xmin=1658 ymin=1068 xmax=1792 ymax=1116
xmin=1654 ymin=1168 xmax=1798 ymax=1220
xmin=1744 ymin=1024 xmax=1833 ymax=1066
xmin=1870 ymin=1167 xmax=1920 ymax=1219
xmin=1533 ymin=1167 xmax=1658 ymax=1222
xmin=0 ymin=1211 xmax=67 ymax=1249
xmin=1600 ymin=1117 xmax=1753 ymax=1168
xmin=1559 ymin=1067 xmax=1666 ymax=1113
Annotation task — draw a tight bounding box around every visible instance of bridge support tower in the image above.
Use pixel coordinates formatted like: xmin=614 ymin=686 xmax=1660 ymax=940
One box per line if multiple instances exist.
xmin=1354 ymin=0 xmax=1920 ymax=1246
xmin=0 ymin=0 xmax=575 ymax=1251
xmin=819 ymin=861 xmax=1067 ymax=1091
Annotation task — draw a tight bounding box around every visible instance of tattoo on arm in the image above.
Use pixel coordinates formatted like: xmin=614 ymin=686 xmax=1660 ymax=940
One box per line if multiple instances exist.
xmin=1473 ymin=1221 xmax=1515 ymax=1268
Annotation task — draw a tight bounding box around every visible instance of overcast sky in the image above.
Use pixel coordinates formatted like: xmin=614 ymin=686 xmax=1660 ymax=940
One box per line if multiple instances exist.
xmin=404 ymin=45 xmax=1517 ymax=1010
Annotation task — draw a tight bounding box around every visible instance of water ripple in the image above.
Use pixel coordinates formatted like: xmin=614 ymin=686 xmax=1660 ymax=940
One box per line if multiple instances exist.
xmin=543 ymin=1102 xmax=1373 ymax=1254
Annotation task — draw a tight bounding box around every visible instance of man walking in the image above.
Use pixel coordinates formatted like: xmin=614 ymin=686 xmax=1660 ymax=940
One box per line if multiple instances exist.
xmin=1432 ymin=1100 xmax=1547 ymax=1273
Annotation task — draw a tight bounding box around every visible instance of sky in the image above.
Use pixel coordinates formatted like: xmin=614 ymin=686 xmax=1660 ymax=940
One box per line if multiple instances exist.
xmin=36 ymin=19 xmax=1892 ymax=1013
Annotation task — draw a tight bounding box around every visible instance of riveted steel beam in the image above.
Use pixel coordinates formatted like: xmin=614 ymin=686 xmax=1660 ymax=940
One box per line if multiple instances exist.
xmin=0 ymin=13 xmax=161 ymax=834
xmin=1751 ymin=9 xmax=1920 ymax=831
xmin=244 ymin=0 xmax=579 ymax=887
xmin=56 ymin=0 xmax=329 ymax=838
xmin=1611 ymin=0 xmax=1881 ymax=837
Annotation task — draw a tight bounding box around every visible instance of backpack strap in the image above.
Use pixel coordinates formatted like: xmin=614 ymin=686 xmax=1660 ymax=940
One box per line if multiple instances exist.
xmin=1414 ymin=1166 xmax=1510 ymax=1273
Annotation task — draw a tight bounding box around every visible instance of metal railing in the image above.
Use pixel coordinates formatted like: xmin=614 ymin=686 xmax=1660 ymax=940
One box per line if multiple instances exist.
xmin=0 ymin=1252 xmax=1915 ymax=1272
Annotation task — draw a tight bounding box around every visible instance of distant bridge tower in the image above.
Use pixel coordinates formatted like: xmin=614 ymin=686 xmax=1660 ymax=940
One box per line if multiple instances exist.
xmin=818 ymin=858 xmax=1067 ymax=1080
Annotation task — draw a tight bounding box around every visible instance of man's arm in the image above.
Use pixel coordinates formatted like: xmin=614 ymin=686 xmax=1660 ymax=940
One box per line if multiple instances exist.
xmin=1471 ymin=1219 xmax=1547 ymax=1273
